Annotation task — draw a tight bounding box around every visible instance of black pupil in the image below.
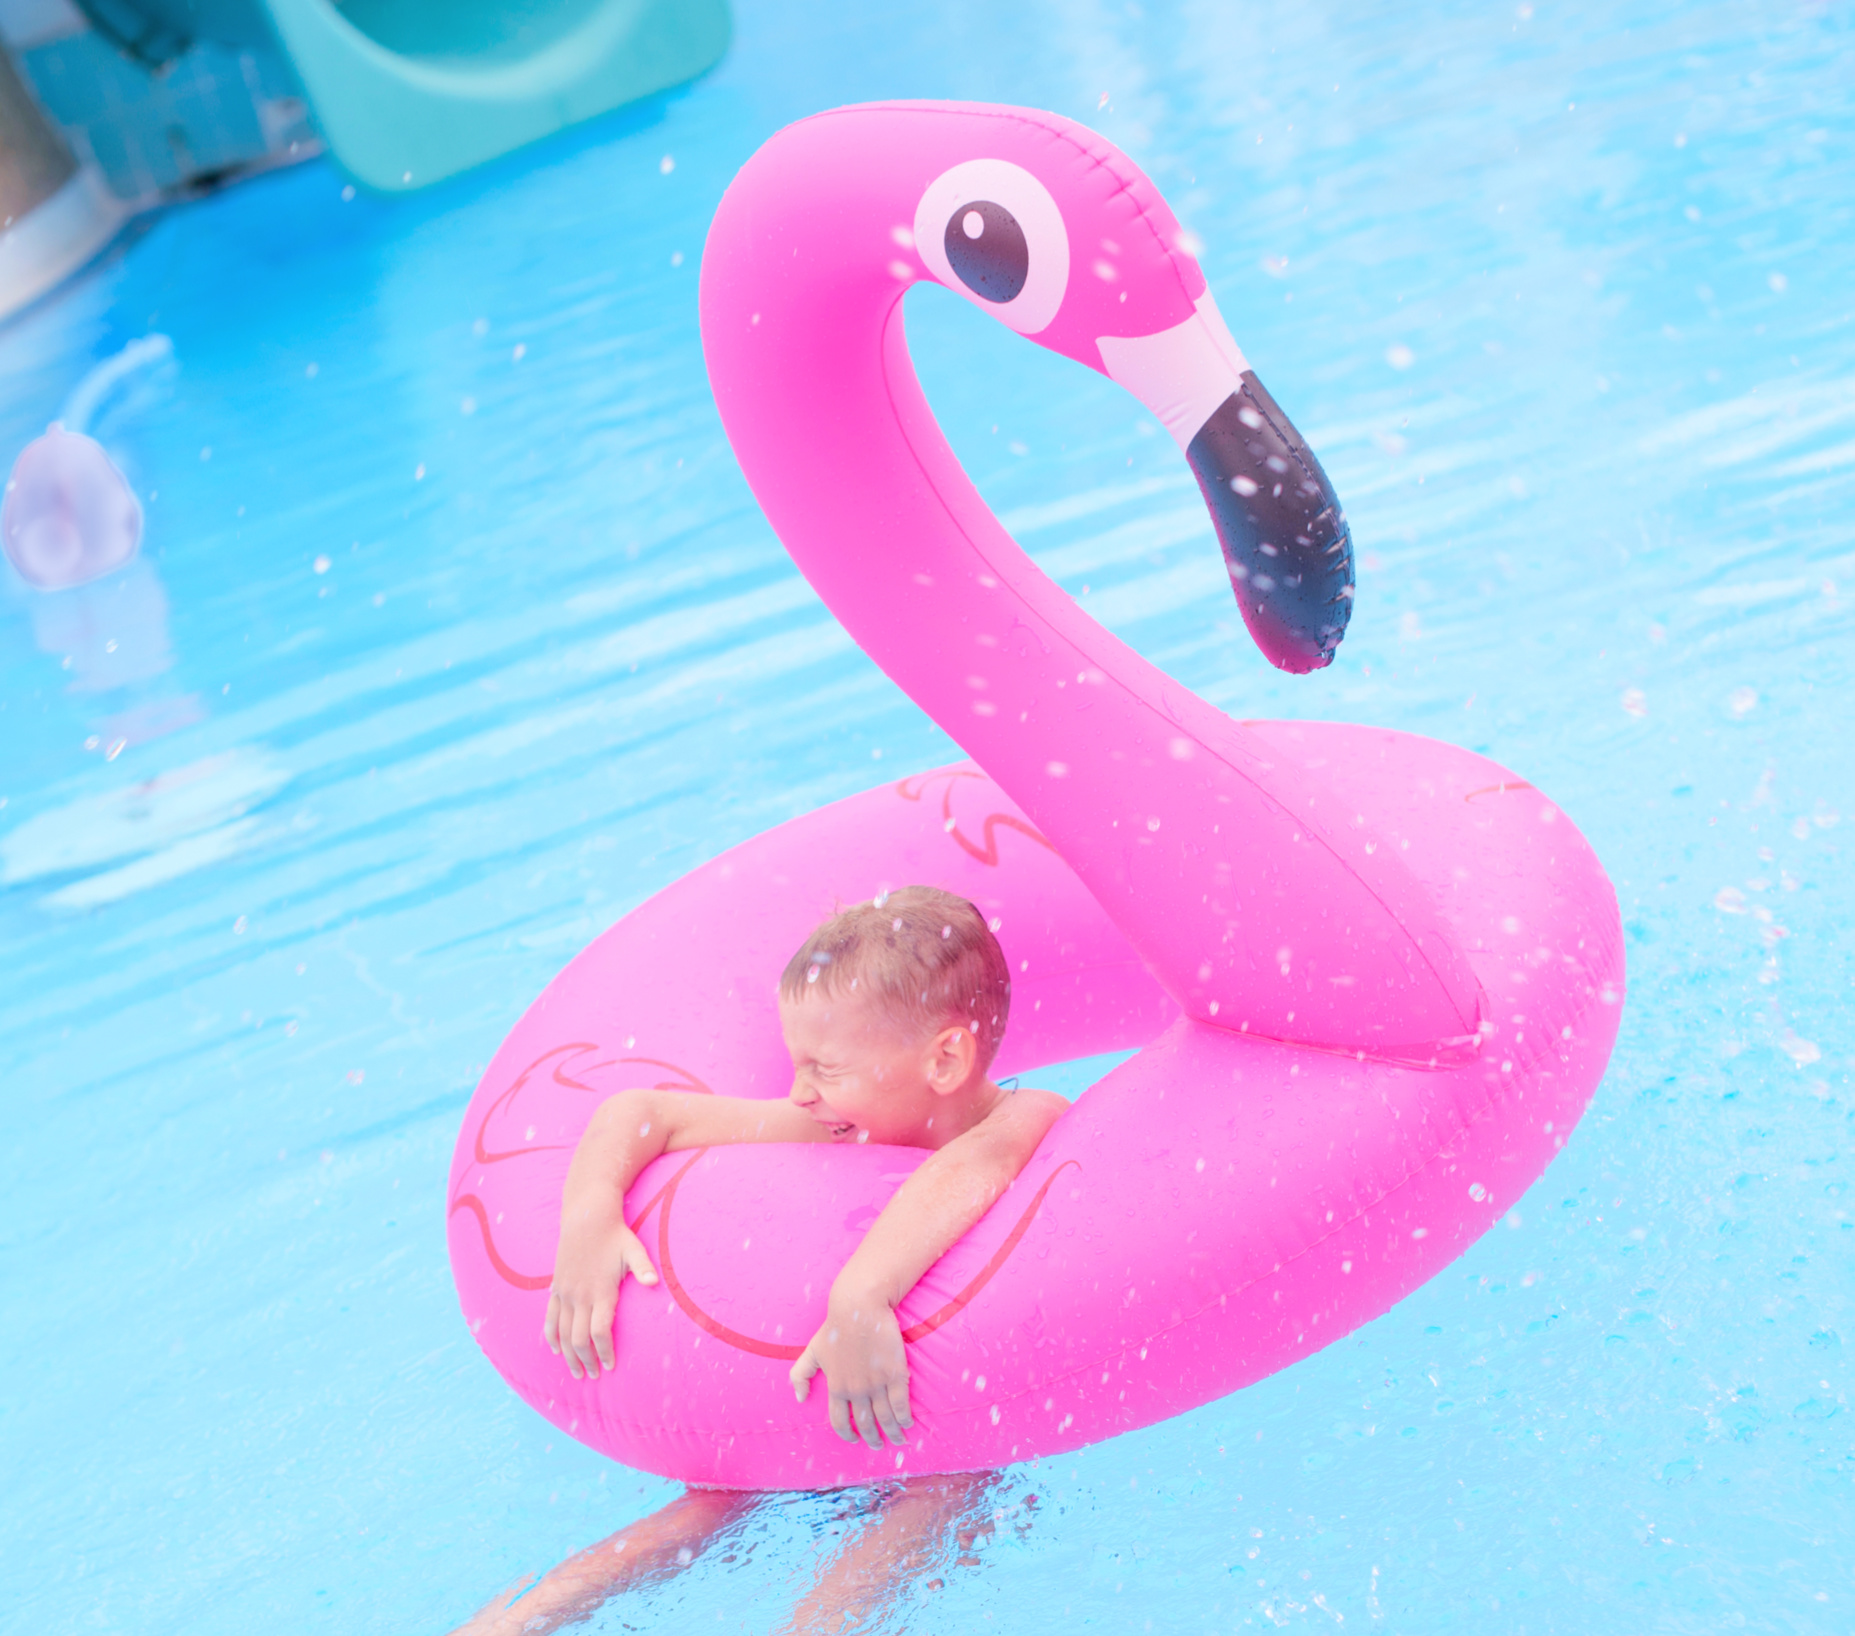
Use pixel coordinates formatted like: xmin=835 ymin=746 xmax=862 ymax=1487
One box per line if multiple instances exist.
xmin=944 ymin=200 xmax=1029 ymax=304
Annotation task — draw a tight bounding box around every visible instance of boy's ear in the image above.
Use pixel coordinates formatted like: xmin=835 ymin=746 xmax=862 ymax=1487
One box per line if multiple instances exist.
xmin=926 ymin=1023 xmax=978 ymax=1092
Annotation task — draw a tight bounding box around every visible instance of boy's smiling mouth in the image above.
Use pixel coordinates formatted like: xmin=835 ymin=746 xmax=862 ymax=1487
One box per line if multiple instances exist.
xmin=798 ymin=1101 xmax=856 ymax=1139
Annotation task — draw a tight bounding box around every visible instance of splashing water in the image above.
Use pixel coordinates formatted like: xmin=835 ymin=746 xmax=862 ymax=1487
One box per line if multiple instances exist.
xmin=0 ymin=1 xmax=1851 ymax=1632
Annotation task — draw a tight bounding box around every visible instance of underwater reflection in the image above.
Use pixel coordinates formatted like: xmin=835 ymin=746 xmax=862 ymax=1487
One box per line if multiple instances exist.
xmin=9 ymin=543 xmax=205 ymax=753
xmin=449 ymin=1473 xmax=1009 ymax=1635
xmin=1 ymin=422 xmax=142 ymax=590
xmin=3 ymin=331 xmax=203 ymax=753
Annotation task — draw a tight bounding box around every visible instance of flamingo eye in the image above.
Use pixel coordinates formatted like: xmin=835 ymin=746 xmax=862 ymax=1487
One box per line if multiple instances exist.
xmin=944 ymin=201 xmax=1027 ymax=303
xmin=914 ymin=159 xmax=1069 ymax=335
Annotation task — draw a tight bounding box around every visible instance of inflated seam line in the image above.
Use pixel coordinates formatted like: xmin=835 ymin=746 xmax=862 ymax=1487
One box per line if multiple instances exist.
xmin=912 ymin=1038 xmax=1561 ymax=1426
xmin=541 ymin=1055 xmax=1550 ymax=1455
xmin=516 ymin=1001 xmax=1614 ymax=1455
xmin=875 ymin=298 xmax=1482 ymax=1050
xmin=802 ymin=101 xmax=1203 ymax=318
xmin=821 ymin=112 xmax=1476 ymax=1035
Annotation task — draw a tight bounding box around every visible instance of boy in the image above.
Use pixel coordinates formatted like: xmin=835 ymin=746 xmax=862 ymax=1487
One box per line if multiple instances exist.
xmin=454 ymin=886 xmax=1066 ymax=1633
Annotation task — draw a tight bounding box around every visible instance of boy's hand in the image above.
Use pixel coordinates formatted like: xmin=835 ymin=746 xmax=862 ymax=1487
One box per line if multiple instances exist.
xmin=790 ymin=1281 xmax=912 ymax=1449
xmin=544 ymin=1216 xmax=658 ymax=1379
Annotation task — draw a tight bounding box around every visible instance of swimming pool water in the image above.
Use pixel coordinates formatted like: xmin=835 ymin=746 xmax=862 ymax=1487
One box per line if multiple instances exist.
xmin=2 ymin=0 xmax=1851 ymax=1630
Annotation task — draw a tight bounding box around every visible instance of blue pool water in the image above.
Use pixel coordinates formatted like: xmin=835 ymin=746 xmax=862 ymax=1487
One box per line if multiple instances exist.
xmin=3 ymin=1 xmax=1851 ymax=1629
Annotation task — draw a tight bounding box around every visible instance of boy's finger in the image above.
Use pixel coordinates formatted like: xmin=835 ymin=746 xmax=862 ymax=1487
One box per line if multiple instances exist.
xmin=872 ymin=1393 xmax=908 ymax=1447
xmin=625 ymin=1240 xmax=659 ymax=1287
xmin=853 ymin=1394 xmax=884 ymax=1450
xmin=591 ymin=1300 xmax=616 ymax=1372
xmin=828 ymin=1389 xmax=854 ymax=1443
xmin=789 ymin=1346 xmax=818 ymax=1399
xmin=543 ymin=1293 xmax=561 ymax=1353
xmin=555 ymin=1303 xmax=578 ymax=1375
xmin=886 ymin=1380 xmax=914 ymax=1434
xmin=569 ymin=1311 xmax=593 ymax=1377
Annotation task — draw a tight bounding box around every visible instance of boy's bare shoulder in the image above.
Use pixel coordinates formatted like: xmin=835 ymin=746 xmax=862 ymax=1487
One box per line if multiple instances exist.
xmin=978 ymin=1086 xmax=1069 ymax=1144
xmin=1004 ymin=1086 xmax=1070 ymax=1115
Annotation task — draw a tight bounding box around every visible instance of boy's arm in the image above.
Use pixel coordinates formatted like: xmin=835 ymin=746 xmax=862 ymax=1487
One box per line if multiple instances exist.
xmin=790 ymin=1089 xmax=1069 ymax=1448
xmin=547 ymin=1089 xmax=828 ymax=1378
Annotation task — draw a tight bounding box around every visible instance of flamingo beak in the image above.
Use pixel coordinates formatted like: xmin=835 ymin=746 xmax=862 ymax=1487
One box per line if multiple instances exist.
xmin=1097 ymin=295 xmax=1355 ymax=674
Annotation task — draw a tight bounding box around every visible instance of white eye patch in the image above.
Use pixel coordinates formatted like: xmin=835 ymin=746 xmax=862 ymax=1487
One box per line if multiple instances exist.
xmin=913 ymin=158 xmax=1070 ymax=336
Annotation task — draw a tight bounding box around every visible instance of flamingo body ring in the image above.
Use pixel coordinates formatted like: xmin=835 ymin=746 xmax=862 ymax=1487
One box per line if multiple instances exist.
xmin=448 ymin=102 xmax=1623 ymax=1488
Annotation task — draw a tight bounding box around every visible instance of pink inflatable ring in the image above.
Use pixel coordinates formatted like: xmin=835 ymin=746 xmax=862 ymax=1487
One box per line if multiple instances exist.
xmin=448 ymin=102 xmax=1623 ymax=1490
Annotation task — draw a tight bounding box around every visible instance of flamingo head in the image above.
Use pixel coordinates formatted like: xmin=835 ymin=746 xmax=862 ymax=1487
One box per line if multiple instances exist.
xmin=900 ymin=105 xmax=1354 ymax=673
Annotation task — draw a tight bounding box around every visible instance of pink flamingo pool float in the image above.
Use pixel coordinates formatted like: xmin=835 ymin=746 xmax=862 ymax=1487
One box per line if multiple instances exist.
xmin=448 ymin=101 xmax=1623 ymax=1488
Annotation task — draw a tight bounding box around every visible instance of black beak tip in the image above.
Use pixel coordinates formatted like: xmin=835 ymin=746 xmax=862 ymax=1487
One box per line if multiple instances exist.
xmin=1277 ymin=646 xmax=1334 ymax=676
xmin=1252 ymin=599 xmax=1349 ymax=674
xmin=1187 ymin=374 xmax=1356 ymax=676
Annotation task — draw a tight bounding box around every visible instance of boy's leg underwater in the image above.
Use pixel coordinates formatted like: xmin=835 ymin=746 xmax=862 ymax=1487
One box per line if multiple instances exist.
xmin=776 ymin=1472 xmax=999 ymax=1636
xmin=448 ymin=1486 xmax=757 ymax=1636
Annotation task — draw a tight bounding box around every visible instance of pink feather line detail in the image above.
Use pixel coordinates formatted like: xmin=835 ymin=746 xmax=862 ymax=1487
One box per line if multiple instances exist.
xmin=896 ymin=768 xmax=1054 ymax=866
xmin=455 ymin=1046 xmax=713 ymax=1289
xmin=654 ymin=1152 xmax=1082 ymax=1359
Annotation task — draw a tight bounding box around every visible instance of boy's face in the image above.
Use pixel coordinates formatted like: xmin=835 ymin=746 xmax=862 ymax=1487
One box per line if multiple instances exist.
xmin=779 ymin=985 xmax=970 ymax=1146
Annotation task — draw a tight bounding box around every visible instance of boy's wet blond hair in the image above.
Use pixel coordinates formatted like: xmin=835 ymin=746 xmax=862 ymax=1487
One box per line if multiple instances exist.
xmin=778 ymin=885 xmax=1011 ymax=1069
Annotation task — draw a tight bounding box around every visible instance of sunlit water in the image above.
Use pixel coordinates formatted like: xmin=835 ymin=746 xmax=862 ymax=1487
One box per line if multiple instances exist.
xmin=3 ymin=1 xmax=1851 ymax=1630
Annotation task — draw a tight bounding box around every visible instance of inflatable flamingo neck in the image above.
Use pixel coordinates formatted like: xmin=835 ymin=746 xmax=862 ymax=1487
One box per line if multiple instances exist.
xmin=702 ymin=102 xmax=1485 ymax=1062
